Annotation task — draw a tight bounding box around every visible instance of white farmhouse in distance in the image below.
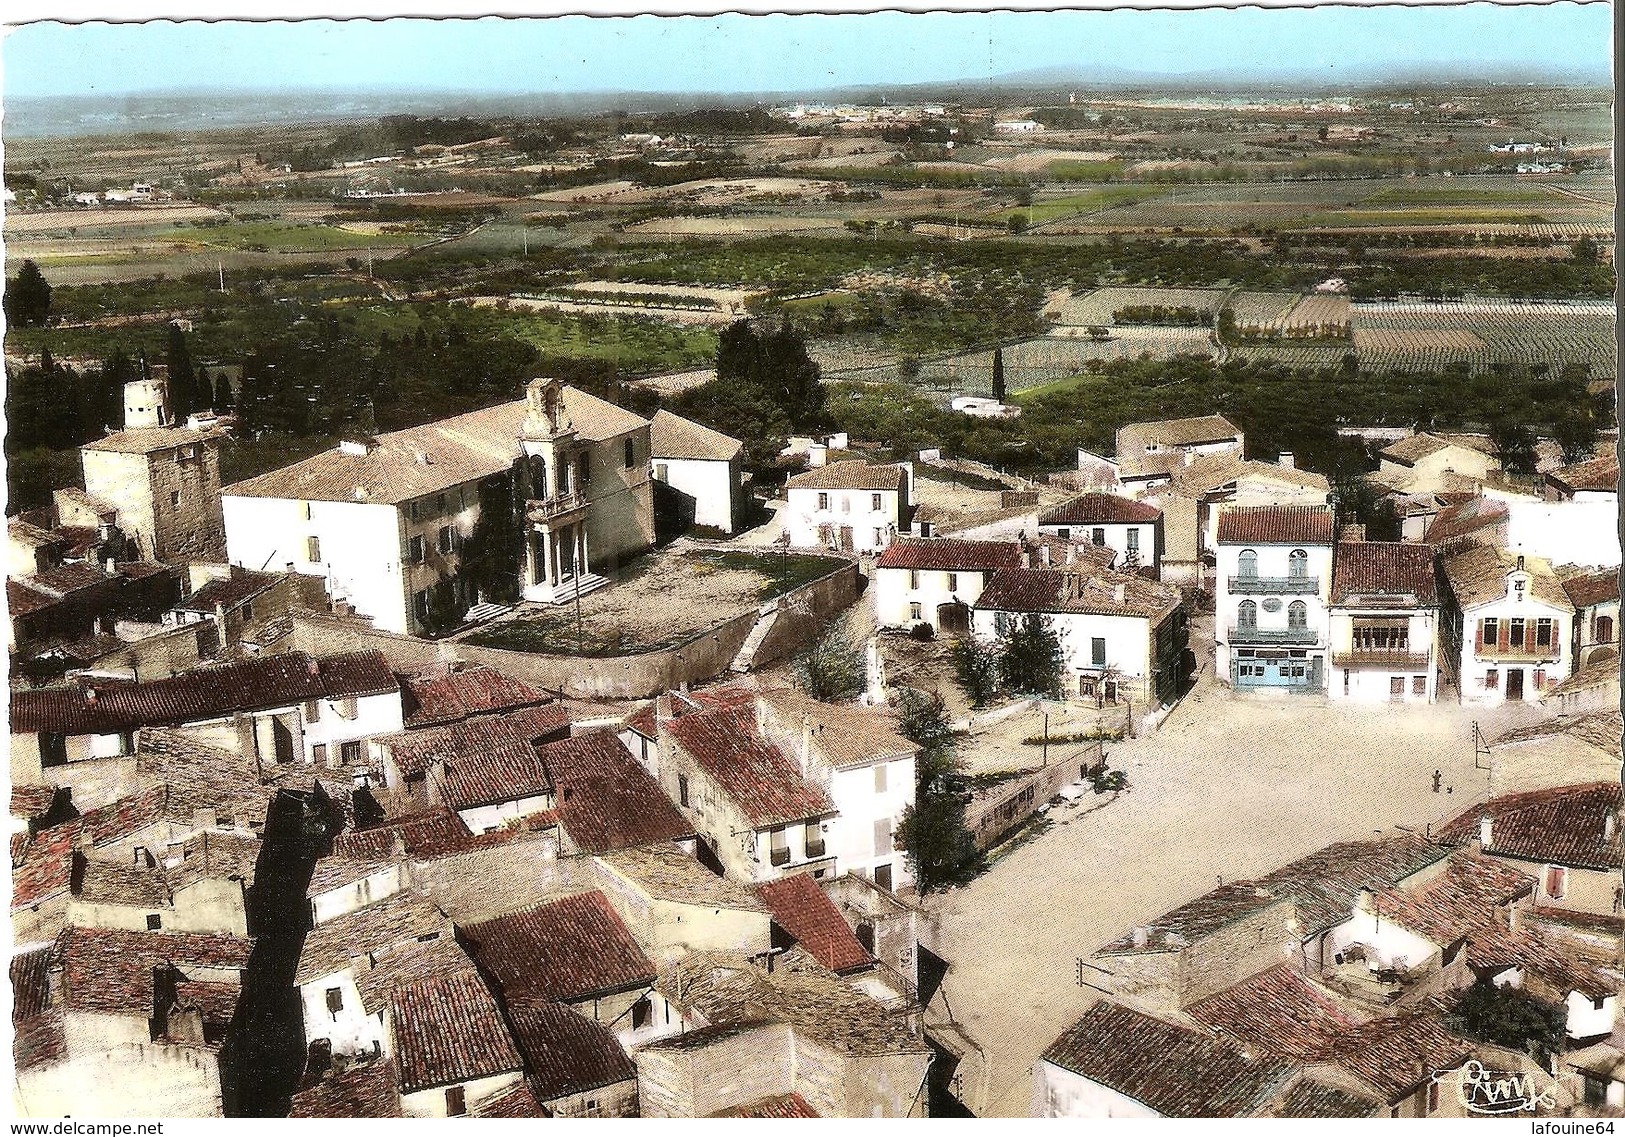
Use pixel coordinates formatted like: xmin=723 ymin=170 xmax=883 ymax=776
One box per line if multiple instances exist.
xmin=783 ymin=460 xmax=911 ymax=554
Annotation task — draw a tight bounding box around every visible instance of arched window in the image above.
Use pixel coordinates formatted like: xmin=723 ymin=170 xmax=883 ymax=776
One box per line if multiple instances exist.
xmin=1238 ymin=549 xmax=1258 ymax=579
xmin=1288 ymin=549 xmax=1308 ymax=579
xmin=1288 ymin=600 xmax=1307 ymax=629
xmin=528 ymin=455 xmax=547 ymax=498
xmin=1238 ymin=600 xmax=1257 ymax=628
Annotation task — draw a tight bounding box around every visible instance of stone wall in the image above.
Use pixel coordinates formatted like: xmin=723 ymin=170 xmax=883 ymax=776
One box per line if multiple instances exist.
xmin=636 ymin=1023 xmax=794 ymax=1118
xmin=1176 ymin=900 xmax=1299 ymax=1008
xmin=963 ymin=744 xmax=1106 ymax=851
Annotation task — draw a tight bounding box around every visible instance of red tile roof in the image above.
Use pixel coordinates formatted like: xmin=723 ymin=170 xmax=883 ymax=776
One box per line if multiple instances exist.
xmin=470 ymin=1080 xmax=550 ymax=1117
xmin=1438 ymin=782 xmax=1622 ymax=871
xmin=975 ymin=566 xmax=1182 ymax=621
xmin=388 ymin=970 xmax=523 ymax=1094
xmin=170 ymin=980 xmax=242 ymax=1030
xmin=665 ymin=705 xmax=836 ymax=829
xmin=51 ymin=925 xmax=251 ymax=1017
xmin=174 ymin=569 xmax=281 ymax=614
xmin=1469 ymin=921 xmax=1617 ymax=1000
xmin=437 ymin=738 xmax=553 ymax=813
xmin=754 ymin=873 xmax=874 ymax=974
xmin=1424 ymin=496 xmax=1507 ymax=548
xmin=11 ymin=784 xmax=66 ymax=822
xmin=1273 ymin=1081 xmax=1380 ymax=1119
xmin=505 ymin=998 xmax=636 ymax=1101
xmin=1564 ymin=569 xmax=1620 ymax=610
xmin=1186 ymin=964 xmax=1356 ymax=1062
xmin=1040 ymin=1001 xmax=1297 ymax=1117
xmin=718 ymin=1093 xmax=820 ymax=1118
xmin=1323 ymin=1013 xmax=1473 ymax=1102
xmin=461 ymin=891 xmax=656 ymax=1004
xmin=1216 ymin=505 xmax=1334 ymax=546
xmin=1331 ymin=541 xmax=1438 ymax=605
xmin=1547 ymin=452 xmax=1619 ymax=495
xmin=12 ymin=785 xmax=171 ymax=912
xmin=290 ymin=1061 xmax=403 ymax=1118
xmin=539 ymin=731 xmax=696 ymax=854
xmin=873 ymin=537 xmax=1022 ymax=572
xmin=332 ymin=809 xmax=473 ymax=860
xmin=380 ymin=703 xmax=570 ymax=782
xmin=1368 ymin=854 xmax=1534 ymax=945
xmin=1040 ymin=494 xmax=1163 ymax=526
xmin=400 ymin=664 xmax=556 ymax=729
xmin=11 ymin=651 xmax=399 ymax=735
xmin=11 ymin=946 xmax=54 ymax=1023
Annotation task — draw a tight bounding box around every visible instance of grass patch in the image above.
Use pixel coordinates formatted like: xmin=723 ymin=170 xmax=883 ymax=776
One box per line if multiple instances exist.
xmin=1046 ymin=159 xmax=1127 ymax=182
xmin=687 ymin=549 xmax=848 ymax=599
xmin=191 ymin=220 xmax=420 ymax=252
xmin=1008 ymin=185 xmax=1167 ymax=225
xmin=462 ymin=612 xmax=687 ymax=657
xmin=1291 ymin=208 xmax=1551 ymax=229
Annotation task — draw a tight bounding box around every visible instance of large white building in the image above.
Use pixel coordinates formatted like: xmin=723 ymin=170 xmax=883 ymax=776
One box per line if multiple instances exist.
xmin=648 ymin=409 xmax=746 ymax=535
xmin=221 ymin=380 xmax=657 ymax=635
xmin=1441 ymin=546 xmax=1574 ymax=705
xmin=971 ymin=565 xmax=1186 ymax=706
xmin=871 ymin=537 xmax=1022 ymax=633
xmin=1214 ymin=505 xmax=1335 ymax=694
xmin=783 ymin=460 xmax=911 ymax=554
xmin=1328 ymin=541 xmax=1441 ymax=704
xmin=1036 ymin=494 xmax=1163 ymax=576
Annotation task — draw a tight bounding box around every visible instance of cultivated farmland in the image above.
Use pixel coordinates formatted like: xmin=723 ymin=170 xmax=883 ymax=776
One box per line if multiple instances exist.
xmin=1349 ymin=298 xmax=1617 ymax=375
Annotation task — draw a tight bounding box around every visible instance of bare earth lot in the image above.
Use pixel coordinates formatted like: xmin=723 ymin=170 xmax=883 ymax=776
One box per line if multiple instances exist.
xmin=925 ymin=615 xmax=1551 ymax=1117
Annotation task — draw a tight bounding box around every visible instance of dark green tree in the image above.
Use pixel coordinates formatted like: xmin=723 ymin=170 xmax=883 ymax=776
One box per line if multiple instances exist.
xmin=793 ymin=627 xmax=866 ymax=702
xmin=892 ymin=687 xmax=980 ymax=893
xmin=952 ymin=635 xmax=1002 ymax=708
xmin=714 ymin=318 xmax=827 ymax=433
xmin=1488 ymin=418 xmax=1540 ymax=478
xmin=1444 ymin=980 xmax=1565 ymax=1067
xmin=991 ymin=347 xmax=1007 ymax=403
xmin=3 ymin=259 xmax=53 ymax=327
xmin=1553 ymin=406 xmax=1600 ymax=465
xmin=999 ymin=614 xmax=1065 ymax=698
xmin=458 ymin=472 xmax=524 ymax=605
xmin=164 ymin=325 xmax=196 ymax=423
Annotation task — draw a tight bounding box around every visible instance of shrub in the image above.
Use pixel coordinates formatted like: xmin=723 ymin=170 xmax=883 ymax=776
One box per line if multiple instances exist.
xmin=909 ymin=622 xmax=935 ymax=641
xmin=793 ymin=627 xmax=866 ymax=702
xmin=952 ymin=636 xmax=1001 ymax=708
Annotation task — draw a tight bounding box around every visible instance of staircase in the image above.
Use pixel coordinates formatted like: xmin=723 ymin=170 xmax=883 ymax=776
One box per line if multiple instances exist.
xmin=461 ymin=601 xmax=514 ymax=625
xmin=547 ymin=572 xmax=608 ymax=606
xmin=731 ymin=607 xmax=781 ymax=672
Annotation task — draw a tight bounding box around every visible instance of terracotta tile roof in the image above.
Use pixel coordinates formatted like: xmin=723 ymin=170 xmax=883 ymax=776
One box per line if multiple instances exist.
xmin=13 ymin=785 xmax=175 ymax=913
xmin=400 ymin=663 xmax=556 ymax=729
xmin=621 ymin=683 xmax=758 ymax=740
xmin=11 ymin=784 xmax=66 ymax=822
xmin=1368 ymin=853 xmax=1535 ymax=945
xmin=1544 ymin=654 xmax=1621 ymax=700
xmin=1216 ymin=505 xmax=1335 ymax=546
xmin=461 ymin=891 xmax=656 ymax=1003
xmin=649 ymin=408 xmax=743 ymax=462
xmin=13 ymin=561 xmax=117 ymax=600
xmin=1380 ymin=432 xmax=1493 ymax=467
xmin=1039 ymin=1001 xmax=1297 ymax=1117
xmin=10 ymin=651 xmax=399 ymax=735
xmin=1548 ymin=452 xmax=1619 ymax=495
xmin=13 ymin=1009 xmax=67 ymax=1072
xmin=353 ymin=935 xmax=482 ymax=1016
xmin=717 ymin=1093 xmax=820 ymax=1118
xmin=1273 ymin=1080 xmax=1380 ymax=1118
xmin=290 ymin=1061 xmax=403 ymax=1118
xmin=1100 ymin=881 xmax=1284 ymax=955
xmin=1169 ymin=455 xmax=1329 ymax=498
xmin=170 ymin=980 xmax=242 ymax=1030
xmin=222 ymin=387 xmax=644 ymax=505
xmin=11 ymin=945 xmax=54 ymax=1023
xmin=1441 ymin=545 xmax=1571 ymax=612
xmin=51 ymin=925 xmax=250 ymax=1018
xmin=378 ymin=703 xmax=569 ymax=783
xmin=1040 ymin=493 xmax=1163 ymax=526
xmin=756 ymin=687 xmax=917 ymax=770
xmin=389 ymin=970 xmax=523 ymax=1094
xmin=660 ymin=952 xmax=927 ymax=1057
xmin=305 ymin=855 xmax=400 ymax=900
xmin=1119 ymin=415 xmax=1242 ymax=450
xmin=82 ymin=426 xmax=218 ymax=455
xmin=1186 ymin=964 xmax=1356 ymax=1062
xmin=1256 ymin=834 xmax=1454 ymax=936
xmin=437 ymin=736 xmax=553 ymax=813
xmin=9 ymin=516 xmax=62 ymax=548
xmin=873 ymin=537 xmax=1022 ymax=572
xmin=1493 ymin=710 xmax=1622 ymax=759
xmin=665 ymin=706 xmax=835 ymax=829
xmin=174 ymin=569 xmax=282 ymax=613
xmin=596 ymin=844 xmax=764 ymax=910
xmin=1564 ymin=568 xmax=1620 ymax=610
xmin=295 ymin=893 xmax=452 ymax=986
xmin=1438 ymin=782 xmax=1622 ymax=871
xmin=77 ymin=857 xmax=172 ymax=908
xmin=134 ymin=728 xmax=266 ymax=825
xmin=1424 ymin=496 xmax=1508 ymax=547
xmin=1469 ymin=920 xmax=1617 ymax=1000
xmin=974 ymin=566 xmax=1182 ymax=621
xmin=470 ymin=1080 xmax=550 ymax=1117
xmin=333 ymin=809 xmax=473 ymax=861
xmin=1323 ymin=1013 xmax=1473 ymax=1102
xmin=1331 ymin=541 xmax=1438 ymax=605
xmin=539 ymin=731 xmax=696 ymax=854
xmin=505 ymin=998 xmax=637 ymax=1101
xmin=754 ymin=872 xmax=873 ymax=974
xmin=785 ymin=459 xmax=905 ymax=492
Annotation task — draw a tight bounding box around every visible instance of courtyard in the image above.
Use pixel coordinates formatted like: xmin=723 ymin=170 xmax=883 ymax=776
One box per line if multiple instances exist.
xmin=922 ymin=635 xmax=1555 ymax=1117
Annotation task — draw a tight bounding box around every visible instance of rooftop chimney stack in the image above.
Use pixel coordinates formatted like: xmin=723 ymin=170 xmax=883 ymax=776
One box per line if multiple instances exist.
xmin=1479 ymin=814 xmax=1493 ymax=849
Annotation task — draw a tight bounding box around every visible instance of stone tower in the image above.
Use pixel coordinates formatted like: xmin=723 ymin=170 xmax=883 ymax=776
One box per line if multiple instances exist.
xmin=77 ymin=380 xmax=226 ymax=565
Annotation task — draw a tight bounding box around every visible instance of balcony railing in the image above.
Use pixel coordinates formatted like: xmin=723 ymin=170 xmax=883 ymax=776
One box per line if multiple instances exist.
xmin=1229 ymin=625 xmax=1320 ymax=646
xmin=1230 ymin=575 xmax=1319 ymax=595
xmin=769 ymin=846 xmax=791 ymax=867
xmin=805 ymin=840 xmax=827 ymax=860
xmin=526 ymin=493 xmax=588 ymax=523
xmin=1477 ymin=644 xmax=1561 ymax=663
xmin=1331 ymin=649 xmax=1431 ymax=670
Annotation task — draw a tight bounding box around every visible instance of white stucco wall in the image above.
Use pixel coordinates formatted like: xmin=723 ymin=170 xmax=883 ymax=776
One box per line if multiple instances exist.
xmin=299 ymin=969 xmax=389 ymax=1059
xmin=785 ymin=487 xmax=902 ymax=553
xmin=825 ymin=756 xmax=917 ymax=890
xmin=1567 ymin=991 xmax=1619 ymax=1040
xmin=1328 ymin=609 xmax=1438 ymax=703
xmin=1032 ymin=1061 xmax=1161 ymax=1118
xmin=1036 ymin=520 xmax=1158 ymax=573
xmin=1503 ymin=499 xmax=1622 ymax=571
xmin=1456 ymin=591 xmax=1571 ymax=707
xmin=1215 ymin=538 xmax=1332 ymax=685
xmin=872 ymin=566 xmax=989 ymax=630
xmin=457 ymin=792 xmax=554 ymax=836
xmin=310 ymin=863 xmax=409 ymax=926
xmin=971 ymin=608 xmax=1156 ymax=697
xmin=1325 ymin=908 xmax=1440 ymax=974
xmin=653 ymin=456 xmax=740 ymax=532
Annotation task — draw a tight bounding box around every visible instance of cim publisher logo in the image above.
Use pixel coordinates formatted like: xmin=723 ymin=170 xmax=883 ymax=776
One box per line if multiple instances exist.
xmin=1436 ymin=1060 xmax=1580 ymax=1116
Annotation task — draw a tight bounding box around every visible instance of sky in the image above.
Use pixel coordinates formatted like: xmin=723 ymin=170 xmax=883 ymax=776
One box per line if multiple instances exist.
xmin=1 ymin=2 xmax=1614 ymax=100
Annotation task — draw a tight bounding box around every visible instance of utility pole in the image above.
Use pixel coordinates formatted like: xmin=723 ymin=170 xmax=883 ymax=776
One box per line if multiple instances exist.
xmin=218 ymin=261 xmax=224 ymax=291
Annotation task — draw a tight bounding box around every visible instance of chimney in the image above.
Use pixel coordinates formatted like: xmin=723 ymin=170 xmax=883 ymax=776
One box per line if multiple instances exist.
xmin=1131 ymin=926 xmax=1149 ymax=948
xmin=84 ymin=687 xmax=97 ymax=705
xmin=285 ymin=562 xmax=296 ymax=574
xmin=655 ymin=693 xmax=674 ymax=723
xmin=1606 ymin=813 xmax=1617 ymax=842
xmin=1020 ymin=550 xmax=1031 ymax=569
xmin=1113 ymin=583 xmax=1126 ymax=604
xmin=1040 ymin=545 xmax=1051 ymax=566
xmin=1278 ymin=451 xmax=1295 ymax=470
xmin=306 ymin=1039 xmax=334 ymax=1079
xmin=800 ymin=715 xmax=814 ymax=772
xmin=306 ymin=658 xmax=321 ymax=678
xmin=1066 ymin=545 xmax=1076 ymax=566
xmin=1516 ymin=555 xmax=1525 ymax=572
xmin=1479 ymin=814 xmax=1493 ymax=849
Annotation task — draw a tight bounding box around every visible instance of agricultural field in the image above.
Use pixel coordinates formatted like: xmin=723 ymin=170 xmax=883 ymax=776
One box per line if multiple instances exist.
xmin=1349 ymin=298 xmax=1617 ymax=375
xmin=1051 ymin=285 xmax=1231 ymax=326
xmin=917 ymin=328 xmax=1217 ymax=395
xmin=624 ymin=215 xmax=848 ymax=237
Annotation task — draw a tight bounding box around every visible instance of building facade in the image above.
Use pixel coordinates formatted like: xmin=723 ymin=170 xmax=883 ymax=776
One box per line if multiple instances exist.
xmin=1328 ymin=542 xmax=1441 ymax=704
xmin=783 ymin=461 xmax=910 ymax=554
xmin=1214 ymin=505 xmax=1335 ymax=694
xmin=871 ymin=537 xmax=1022 ymax=633
xmin=1441 ymin=547 xmax=1574 ymax=705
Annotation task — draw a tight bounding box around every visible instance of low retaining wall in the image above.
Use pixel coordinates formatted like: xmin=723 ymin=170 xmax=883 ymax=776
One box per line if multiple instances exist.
xmin=288 ymin=559 xmax=861 ymax=700
xmin=964 ymin=743 xmax=1106 ymax=851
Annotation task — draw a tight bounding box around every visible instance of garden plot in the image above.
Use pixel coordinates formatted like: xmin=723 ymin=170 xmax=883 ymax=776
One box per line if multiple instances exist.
xmin=1350 ymin=298 xmax=1617 ymax=375
xmin=1051 ymin=286 xmax=1231 ymax=327
xmin=624 ymin=216 xmax=847 ymax=236
xmin=3 ymin=204 xmax=229 ymax=234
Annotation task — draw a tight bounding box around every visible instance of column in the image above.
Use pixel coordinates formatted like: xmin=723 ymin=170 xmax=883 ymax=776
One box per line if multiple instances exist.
xmin=576 ymin=525 xmax=588 ymax=578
